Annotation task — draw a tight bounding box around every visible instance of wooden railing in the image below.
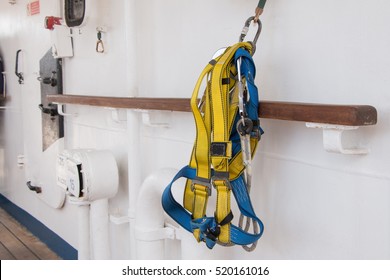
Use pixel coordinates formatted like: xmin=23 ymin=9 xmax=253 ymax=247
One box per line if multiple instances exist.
xmin=46 ymin=94 xmax=377 ymax=126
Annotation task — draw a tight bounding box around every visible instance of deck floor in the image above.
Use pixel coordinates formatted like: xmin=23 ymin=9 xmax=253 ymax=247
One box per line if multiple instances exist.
xmin=0 ymin=207 xmax=61 ymax=260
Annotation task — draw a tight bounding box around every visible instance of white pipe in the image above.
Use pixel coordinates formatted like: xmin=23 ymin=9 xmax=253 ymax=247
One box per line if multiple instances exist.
xmin=134 ymin=168 xmax=232 ymax=260
xmin=90 ymin=198 xmax=110 ymax=259
xmin=135 ymin=168 xmax=178 ymax=259
xmin=124 ymin=0 xmax=138 ymax=96
xmin=124 ymin=0 xmax=139 ymax=260
xmin=127 ymin=110 xmax=141 ymax=260
xmin=77 ymin=204 xmax=90 ymax=260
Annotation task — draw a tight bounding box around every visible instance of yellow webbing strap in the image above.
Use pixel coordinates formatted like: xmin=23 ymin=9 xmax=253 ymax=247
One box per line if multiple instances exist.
xmin=183 ymin=42 xmax=253 ymax=244
xmin=185 ymin=62 xmax=213 ymax=241
xmin=210 ymin=45 xmax=239 ymax=244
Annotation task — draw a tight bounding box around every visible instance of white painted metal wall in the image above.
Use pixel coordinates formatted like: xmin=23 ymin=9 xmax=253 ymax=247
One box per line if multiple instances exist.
xmin=0 ymin=0 xmax=389 ymax=259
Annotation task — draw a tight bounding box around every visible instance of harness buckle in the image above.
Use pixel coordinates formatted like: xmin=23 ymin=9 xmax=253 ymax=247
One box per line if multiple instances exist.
xmin=205 ymin=226 xmax=221 ymax=242
xmin=210 ymin=142 xmax=232 ymax=159
xmin=191 ymin=177 xmax=212 ymax=196
xmin=252 ymin=119 xmax=262 ymax=141
xmin=211 ymin=172 xmax=232 ymax=190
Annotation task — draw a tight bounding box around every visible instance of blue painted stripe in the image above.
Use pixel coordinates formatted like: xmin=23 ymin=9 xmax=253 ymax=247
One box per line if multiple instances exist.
xmin=0 ymin=194 xmax=77 ymax=260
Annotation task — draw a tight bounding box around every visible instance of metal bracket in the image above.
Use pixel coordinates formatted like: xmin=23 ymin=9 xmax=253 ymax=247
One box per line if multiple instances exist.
xmin=109 ymin=214 xmax=130 ymax=225
xmin=106 ymin=108 xmax=126 ymax=123
xmin=135 ymin=224 xmax=176 ymax=241
xmin=136 ymin=110 xmax=170 ymax=128
xmin=54 ymin=103 xmax=77 ymax=117
xmin=17 ymin=154 xmax=25 ymax=168
xmin=306 ymin=123 xmax=369 ymax=155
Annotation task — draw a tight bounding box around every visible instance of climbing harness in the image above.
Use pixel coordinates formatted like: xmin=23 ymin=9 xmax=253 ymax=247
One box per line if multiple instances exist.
xmin=162 ymin=17 xmax=264 ymax=251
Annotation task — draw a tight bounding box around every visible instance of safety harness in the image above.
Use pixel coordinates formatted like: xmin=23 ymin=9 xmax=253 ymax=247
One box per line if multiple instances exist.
xmin=162 ymin=17 xmax=264 ymax=251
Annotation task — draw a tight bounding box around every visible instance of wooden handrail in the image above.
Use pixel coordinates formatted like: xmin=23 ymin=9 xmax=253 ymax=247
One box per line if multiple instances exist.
xmin=46 ymin=94 xmax=377 ymax=126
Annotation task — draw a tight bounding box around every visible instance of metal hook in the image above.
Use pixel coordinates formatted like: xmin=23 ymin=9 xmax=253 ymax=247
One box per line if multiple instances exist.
xmin=239 ymin=17 xmax=262 ymax=54
xmin=37 ymin=71 xmax=57 ymax=87
xmin=27 ymin=181 xmax=42 ymax=193
xmin=96 ymin=31 xmax=104 ymax=53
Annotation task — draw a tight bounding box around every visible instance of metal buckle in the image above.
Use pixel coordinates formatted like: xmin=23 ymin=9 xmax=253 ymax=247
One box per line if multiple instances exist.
xmin=191 ymin=177 xmax=212 ymax=196
xmin=210 ymin=142 xmax=232 ymax=158
xmin=251 ymin=118 xmax=262 ymax=141
xmin=211 ymin=173 xmax=232 ymax=191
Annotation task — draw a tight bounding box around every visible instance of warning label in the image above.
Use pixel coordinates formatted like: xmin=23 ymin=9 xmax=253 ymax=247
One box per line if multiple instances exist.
xmin=27 ymin=0 xmax=40 ymax=16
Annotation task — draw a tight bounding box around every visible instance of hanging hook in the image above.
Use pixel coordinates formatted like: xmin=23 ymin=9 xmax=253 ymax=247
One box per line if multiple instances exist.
xmin=26 ymin=181 xmax=42 ymax=193
xmin=239 ymin=17 xmax=262 ymax=54
xmin=96 ymin=30 xmax=105 ymax=53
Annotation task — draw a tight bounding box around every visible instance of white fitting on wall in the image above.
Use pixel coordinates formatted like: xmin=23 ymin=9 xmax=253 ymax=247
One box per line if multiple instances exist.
xmin=306 ymin=123 xmax=369 ymax=155
xmin=57 ymin=149 xmax=119 ymax=259
xmin=135 ymin=168 xmax=178 ymax=259
xmin=57 ymin=149 xmax=119 ymax=201
xmin=134 ymin=168 xmax=230 ymax=260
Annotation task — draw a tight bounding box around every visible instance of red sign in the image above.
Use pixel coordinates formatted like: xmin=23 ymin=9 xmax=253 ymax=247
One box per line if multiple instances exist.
xmin=27 ymin=1 xmax=40 ymax=16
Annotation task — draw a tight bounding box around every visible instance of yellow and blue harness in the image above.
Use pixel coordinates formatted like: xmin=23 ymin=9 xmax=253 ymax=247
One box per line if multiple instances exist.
xmin=162 ymin=18 xmax=264 ymax=251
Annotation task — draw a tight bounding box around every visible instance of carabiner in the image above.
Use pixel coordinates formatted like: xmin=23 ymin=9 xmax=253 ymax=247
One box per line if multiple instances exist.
xmin=96 ymin=31 xmax=104 ymax=53
xmin=238 ymin=16 xmax=262 ymax=54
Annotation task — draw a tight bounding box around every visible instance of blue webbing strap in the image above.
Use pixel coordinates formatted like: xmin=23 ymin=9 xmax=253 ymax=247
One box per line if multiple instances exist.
xmin=162 ymin=166 xmax=264 ymax=248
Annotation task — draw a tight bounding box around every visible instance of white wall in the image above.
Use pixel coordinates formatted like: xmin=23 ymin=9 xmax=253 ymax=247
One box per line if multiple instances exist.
xmin=135 ymin=0 xmax=390 ymax=259
xmin=0 ymin=0 xmax=389 ymax=259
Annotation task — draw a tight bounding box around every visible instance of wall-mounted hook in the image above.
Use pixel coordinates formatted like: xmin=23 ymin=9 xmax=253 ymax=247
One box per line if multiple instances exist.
xmin=96 ymin=27 xmax=105 ymax=53
xmin=38 ymin=103 xmax=58 ymax=118
xmin=37 ymin=71 xmax=57 ymax=87
xmin=26 ymin=181 xmax=42 ymax=193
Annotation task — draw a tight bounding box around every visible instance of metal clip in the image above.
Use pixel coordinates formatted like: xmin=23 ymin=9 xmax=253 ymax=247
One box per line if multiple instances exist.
xmin=239 ymin=17 xmax=262 ymax=54
xmin=96 ymin=30 xmax=104 ymax=53
xmin=211 ymin=173 xmax=232 ymax=191
xmin=237 ymin=59 xmax=246 ymax=119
